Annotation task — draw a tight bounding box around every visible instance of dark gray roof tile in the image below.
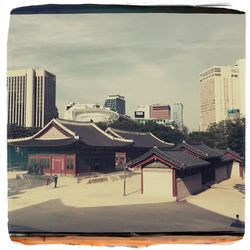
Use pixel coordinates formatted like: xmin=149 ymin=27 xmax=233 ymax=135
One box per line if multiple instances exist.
xmin=128 ymin=147 xmax=210 ymax=170
xmin=106 ymin=127 xmax=174 ymax=148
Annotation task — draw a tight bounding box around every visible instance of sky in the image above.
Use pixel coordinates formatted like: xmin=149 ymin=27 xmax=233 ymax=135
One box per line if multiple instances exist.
xmin=7 ymin=13 xmax=245 ymax=130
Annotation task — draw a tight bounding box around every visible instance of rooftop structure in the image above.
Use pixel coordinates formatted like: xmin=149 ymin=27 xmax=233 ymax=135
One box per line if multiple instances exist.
xmin=64 ymin=103 xmax=130 ymax=124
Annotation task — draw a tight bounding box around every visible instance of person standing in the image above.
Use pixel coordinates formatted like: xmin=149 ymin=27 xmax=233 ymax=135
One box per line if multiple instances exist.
xmin=54 ymin=174 xmax=58 ymax=188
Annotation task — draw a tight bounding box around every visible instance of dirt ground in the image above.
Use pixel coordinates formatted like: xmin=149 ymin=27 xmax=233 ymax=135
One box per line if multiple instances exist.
xmin=8 ymin=171 xmax=245 ymax=221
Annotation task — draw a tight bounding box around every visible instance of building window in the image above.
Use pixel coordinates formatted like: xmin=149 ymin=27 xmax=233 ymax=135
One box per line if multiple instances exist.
xmin=66 ymin=158 xmax=74 ymax=170
xmin=29 ymin=159 xmax=37 ymax=168
xmin=214 ymin=68 xmax=221 ymax=72
xmin=39 ymin=158 xmax=50 ymax=169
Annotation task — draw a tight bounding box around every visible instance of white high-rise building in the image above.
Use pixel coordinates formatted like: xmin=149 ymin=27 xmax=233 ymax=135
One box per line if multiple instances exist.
xmin=199 ymin=59 xmax=245 ymax=131
xmin=171 ymin=103 xmax=183 ymax=130
xmin=7 ymin=68 xmax=57 ymax=127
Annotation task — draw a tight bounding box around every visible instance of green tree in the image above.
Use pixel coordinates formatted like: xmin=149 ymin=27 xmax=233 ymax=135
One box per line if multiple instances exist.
xmin=187 ymin=118 xmax=245 ymax=157
xmin=97 ymin=119 xmax=185 ymax=146
xmin=227 ymin=118 xmax=245 ymax=157
xmin=7 ymin=124 xmax=41 ymax=139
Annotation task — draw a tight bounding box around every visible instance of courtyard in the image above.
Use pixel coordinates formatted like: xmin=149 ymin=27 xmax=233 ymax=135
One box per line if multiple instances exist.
xmin=8 ymin=171 xmax=245 ymax=234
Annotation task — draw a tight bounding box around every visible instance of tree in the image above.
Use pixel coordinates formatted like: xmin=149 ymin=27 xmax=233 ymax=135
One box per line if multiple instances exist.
xmin=187 ymin=131 xmax=216 ymax=148
xmin=227 ymin=118 xmax=245 ymax=157
xmin=7 ymin=124 xmax=41 ymax=139
xmin=187 ymin=118 xmax=245 ymax=157
xmin=97 ymin=119 xmax=185 ymax=146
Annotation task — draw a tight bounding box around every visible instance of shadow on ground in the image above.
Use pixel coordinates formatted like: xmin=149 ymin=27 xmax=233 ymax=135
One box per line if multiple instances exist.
xmin=9 ymin=199 xmax=244 ymax=234
xmin=8 ymin=175 xmax=46 ymax=197
xmin=234 ymin=184 xmax=245 ymax=196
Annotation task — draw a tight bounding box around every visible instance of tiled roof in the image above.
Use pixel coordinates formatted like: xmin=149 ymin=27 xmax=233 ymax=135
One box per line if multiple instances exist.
xmin=219 ymin=155 xmax=234 ymax=163
xmin=8 ymin=119 xmax=133 ymax=148
xmin=54 ymin=119 xmax=133 ymax=147
xmin=106 ymin=127 xmax=174 ymax=148
xmin=8 ymin=138 xmax=77 ymax=147
xmin=128 ymin=147 xmax=210 ymax=170
xmin=220 ymin=149 xmax=244 ymax=162
xmin=176 ymin=141 xmax=223 ymax=158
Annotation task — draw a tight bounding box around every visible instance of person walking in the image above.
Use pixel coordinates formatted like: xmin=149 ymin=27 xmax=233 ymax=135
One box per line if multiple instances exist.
xmin=46 ymin=176 xmax=50 ymax=186
xmin=54 ymin=174 xmax=58 ymax=188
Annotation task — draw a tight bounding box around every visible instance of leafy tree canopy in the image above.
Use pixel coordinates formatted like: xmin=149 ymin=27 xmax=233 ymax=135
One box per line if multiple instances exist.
xmin=97 ymin=119 xmax=185 ymax=146
xmin=7 ymin=124 xmax=41 ymax=139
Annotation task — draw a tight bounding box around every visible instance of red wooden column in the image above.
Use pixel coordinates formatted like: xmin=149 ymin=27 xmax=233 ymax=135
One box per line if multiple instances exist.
xmin=64 ymin=154 xmax=67 ymax=176
xmin=50 ymin=154 xmax=52 ymax=176
xmin=140 ymin=166 xmax=143 ymax=194
xmin=172 ymin=169 xmax=177 ymax=197
xmin=74 ymin=154 xmax=77 ymax=177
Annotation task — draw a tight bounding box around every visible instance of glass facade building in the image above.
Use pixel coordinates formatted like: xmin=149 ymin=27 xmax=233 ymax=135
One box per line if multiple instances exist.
xmin=104 ymin=94 xmax=125 ymax=115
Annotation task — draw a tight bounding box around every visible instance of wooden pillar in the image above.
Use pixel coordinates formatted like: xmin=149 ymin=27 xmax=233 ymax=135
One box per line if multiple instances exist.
xmin=172 ymin=169 xmax=177 ymax=197
xmin=74 ymin=153 xmax=77 ymax=177
xmin=50 ymin=154 xmax=52 ymax=176
xmin=64 ymin=154 xmax=67 ymax=176
xmin=141 ymin=166 xmax=143 ymax=194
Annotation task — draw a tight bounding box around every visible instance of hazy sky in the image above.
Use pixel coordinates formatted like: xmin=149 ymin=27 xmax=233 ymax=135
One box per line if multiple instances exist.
xmin=8 ymin=13 xmax=245 ymax=130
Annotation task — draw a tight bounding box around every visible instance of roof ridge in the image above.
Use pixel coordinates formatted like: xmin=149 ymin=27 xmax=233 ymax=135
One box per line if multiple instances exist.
xmin=105 ymin=127 xmax=124 ymax=139
xmin=7 ymin=118 xmax=78 ymax=143
xmin=110 ymin=127 xmax=150 ymax=135
xmin=182 ymin=141 xmax=208 ymax=157
xmin=57 ymin=118 xmax=92 ymax=125
xmin=149 ymin=132 xmax=174 ymax=146
xmin=91 ymin=123 xmax=133 ymax=143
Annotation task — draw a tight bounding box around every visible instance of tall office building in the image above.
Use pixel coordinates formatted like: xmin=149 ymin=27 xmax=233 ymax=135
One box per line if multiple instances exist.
xmin=199 ymin=59 xmax=245 ymax=131
xmin=171 ymin=103 xmax=184 ymax=130
xmin=104 ymin=94 xmax=125 ymax=115
xmin=150 ymin=104 xmax=171 ymax=121
xmin=7 ymin=68 xmax=57 ymax=127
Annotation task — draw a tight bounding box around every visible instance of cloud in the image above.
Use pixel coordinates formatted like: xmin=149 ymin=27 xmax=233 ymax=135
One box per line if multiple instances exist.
xmin=7 ymin=13 xmax=245 ymax=130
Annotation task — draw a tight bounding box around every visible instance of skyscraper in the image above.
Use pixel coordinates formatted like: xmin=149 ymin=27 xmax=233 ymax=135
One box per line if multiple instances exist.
xmin=199 ymin=59 xmax=245 ymax=131
xmin=7 ymin=68 xmax=57 ymax=127
xmin=150 ymin=104 xmax=171 ymax=122
xmin=104 ymin=94 xmax=125 ymax=115
xmin=172 ymin=103 xmax=184 ymax=130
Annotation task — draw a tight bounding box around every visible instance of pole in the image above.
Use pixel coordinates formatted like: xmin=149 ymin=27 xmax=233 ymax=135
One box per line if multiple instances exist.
xmin=123 ymin=164 xmax=126 ymax=196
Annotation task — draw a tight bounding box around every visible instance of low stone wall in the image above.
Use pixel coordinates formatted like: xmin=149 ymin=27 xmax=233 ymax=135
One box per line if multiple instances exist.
xmin=177 ymin=173 xmax=203 ymax=201
xmin=87 ymin=177 xmax=108 ymax=184
xmin=86 ymin=171 xmax=135 ymax=184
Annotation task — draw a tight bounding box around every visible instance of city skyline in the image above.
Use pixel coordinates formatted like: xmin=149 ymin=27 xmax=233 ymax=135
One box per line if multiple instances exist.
xmin=8 ymin=13 xmax=245 ymax=130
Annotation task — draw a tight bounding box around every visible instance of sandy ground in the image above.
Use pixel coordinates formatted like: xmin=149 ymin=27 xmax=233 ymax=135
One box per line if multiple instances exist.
xmin=187 ymin=177 xmax=245 ymax=221
xmin=8 ymin=171 xmax=170 ymax=211
xmin=8 ymin=171 xmax=245 ymax=221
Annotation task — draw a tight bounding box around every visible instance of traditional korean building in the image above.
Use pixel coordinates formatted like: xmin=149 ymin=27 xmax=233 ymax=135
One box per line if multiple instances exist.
xmin=220 ymin=149 xmax=244 ymax=179
xmin=7 ymin=119 xmax=173 ymax=175
xmin=8 ymin=119 xmax=133 ymax=175
xmin=176 ymin=141 xmax=235 ymax=184
xmin=127 ymin=142 xmax=235 ymax=201
xmin=127 ymin=146 xmax=210 ymax=201
xmin=105 ymin=127 xmax=174 ymax=162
